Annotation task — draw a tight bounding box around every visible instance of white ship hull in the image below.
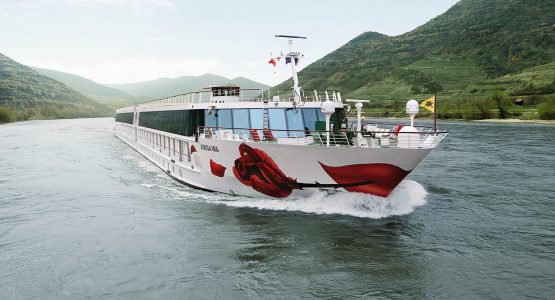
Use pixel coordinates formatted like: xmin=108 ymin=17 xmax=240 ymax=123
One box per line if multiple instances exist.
xmin=114 ymin=123 xmax=435 ymax=198
xmin=113 ymin=37 xmax=447 ymax=199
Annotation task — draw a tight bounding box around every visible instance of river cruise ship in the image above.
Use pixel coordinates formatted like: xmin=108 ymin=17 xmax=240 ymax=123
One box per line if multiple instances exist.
xmin=114 ymin=36 xmax=447 ymax=198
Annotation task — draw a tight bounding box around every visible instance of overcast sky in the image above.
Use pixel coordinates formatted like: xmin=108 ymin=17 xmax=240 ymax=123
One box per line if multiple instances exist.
xmin=0 ymin=0 xmax=459 ymax=86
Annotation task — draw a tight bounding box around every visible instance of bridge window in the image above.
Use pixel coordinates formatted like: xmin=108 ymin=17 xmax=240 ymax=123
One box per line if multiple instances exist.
xmin=217 ymin=109 xmax=232 ymax=129
xmin=301 ymin=108 xmax=324 ymax=130
xmin=233 ymin=109 xmax=250 ymax=132
xmin=249 ymin=109 xmax=263 ymax=129
xmin=285 ymin=108 xmax=304 ymax=137
xmin=268 ymin=109 xmax=287 ymax=138
xmin=205 ymin=110 xmax=217 ymax=127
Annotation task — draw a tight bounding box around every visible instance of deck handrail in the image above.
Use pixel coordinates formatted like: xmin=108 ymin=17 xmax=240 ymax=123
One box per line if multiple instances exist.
xmin=117 ymin=88 xmax=347 ymax=112
xmin=196 ymin=125 xmax=448 ymax=148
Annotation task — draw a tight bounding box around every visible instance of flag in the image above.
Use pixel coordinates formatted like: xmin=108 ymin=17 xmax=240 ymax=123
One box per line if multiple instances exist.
xmin=285 ymin=56 xmax=299 ymax=65
xmin=420 ymin=95 xmax=435 ymax=113
xmin=268 ymin=57 xmax=276 ymax=67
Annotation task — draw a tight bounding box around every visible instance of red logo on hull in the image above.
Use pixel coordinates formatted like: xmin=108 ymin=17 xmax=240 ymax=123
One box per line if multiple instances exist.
xmin=319 ymin=162 xmax=411 ymax=197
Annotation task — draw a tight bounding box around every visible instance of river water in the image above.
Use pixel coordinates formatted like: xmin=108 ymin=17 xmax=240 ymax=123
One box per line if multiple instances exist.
xmin=0 ymin=118 xmax=554 ymax=299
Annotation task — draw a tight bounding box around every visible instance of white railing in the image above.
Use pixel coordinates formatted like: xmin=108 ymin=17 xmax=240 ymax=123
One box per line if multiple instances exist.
xmin=120 ymin=89 xmax=344 ymax=112
xmin=137 ymin=91 xmax=213 ymax=108
xmin=197 ymin=126 xmax=448 ymax=149
xmin=115 ymin=120 xmax=448 ymax=149
xmin=115 ymin=122 xmax=195 ymax=164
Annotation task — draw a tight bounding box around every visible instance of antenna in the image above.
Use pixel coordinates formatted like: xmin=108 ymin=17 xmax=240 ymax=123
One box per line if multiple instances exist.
xmin=275 ymin=35 xmax=307 ymax=39
xmin=275 ymin=34 xmax=307 ymax=105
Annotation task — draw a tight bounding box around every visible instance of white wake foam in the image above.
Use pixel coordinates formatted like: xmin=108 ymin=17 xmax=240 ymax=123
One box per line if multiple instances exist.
xmin=212 ymin=180 xmax=427 ymax=219
xmin=130 ymin=151 xmax=427 ymax=218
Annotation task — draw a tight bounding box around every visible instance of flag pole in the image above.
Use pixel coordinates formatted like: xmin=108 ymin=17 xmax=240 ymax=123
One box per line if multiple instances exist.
xmin=434 ymin=94 xmax=437 ymax=133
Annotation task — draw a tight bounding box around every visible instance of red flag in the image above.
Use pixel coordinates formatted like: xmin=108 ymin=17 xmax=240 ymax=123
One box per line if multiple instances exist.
xmin=268 ymin=58 xmax=276 ymax=67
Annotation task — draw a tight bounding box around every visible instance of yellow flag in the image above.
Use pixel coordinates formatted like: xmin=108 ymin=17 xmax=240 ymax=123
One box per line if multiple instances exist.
xmin=420 ymin=95 xmax=435 ymax=113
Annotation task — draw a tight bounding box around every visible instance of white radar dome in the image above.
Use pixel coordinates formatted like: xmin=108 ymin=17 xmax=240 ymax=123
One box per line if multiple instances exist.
xmin=406 ymin=99 xmax=419 ymax=115
xmin=321 ymin=100 xmax=336 ymax=114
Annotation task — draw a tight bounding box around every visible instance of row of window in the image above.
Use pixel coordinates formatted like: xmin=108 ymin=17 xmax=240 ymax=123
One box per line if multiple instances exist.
xmin=116 ymin=108 xmax=346 ymax=137
xmin=138 ymin=110 xmax=204 ymax=137
xmin=115 ymin=112 xmax=134 ymax=124
xmin=205 ymin=108 xmax=345 ymax=137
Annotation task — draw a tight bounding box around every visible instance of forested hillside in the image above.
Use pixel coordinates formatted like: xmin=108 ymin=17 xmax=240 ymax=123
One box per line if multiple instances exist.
xmin=274 ymin=0 xmax=555 ymax=119
xmin=0 ymin=53 xmax=111 ymax=122
xmin=32 ymin=67 xmax=130 ymax=100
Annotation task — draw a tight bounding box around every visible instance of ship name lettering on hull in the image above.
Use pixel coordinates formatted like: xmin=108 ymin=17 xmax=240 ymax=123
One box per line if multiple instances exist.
xmin=201 ymin=144 xmax=220 ymax=152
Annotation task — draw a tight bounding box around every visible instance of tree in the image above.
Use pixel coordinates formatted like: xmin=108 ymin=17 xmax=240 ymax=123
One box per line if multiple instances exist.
xmin=491 ymin=90 xmax=513 ymax=119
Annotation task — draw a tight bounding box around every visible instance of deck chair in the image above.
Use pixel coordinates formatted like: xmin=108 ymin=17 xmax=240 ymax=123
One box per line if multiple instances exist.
xmin=250 ymin=129 xmax=261 ymax=142
xmin=262 ymin=129 xmax=276 ymax=141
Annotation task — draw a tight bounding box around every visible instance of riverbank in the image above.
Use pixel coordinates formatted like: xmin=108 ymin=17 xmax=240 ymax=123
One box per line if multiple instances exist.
xmin=470 ymin=118 xmax=555 ymax=125
xmin=352 ymin=116 xmax=555 ymax=126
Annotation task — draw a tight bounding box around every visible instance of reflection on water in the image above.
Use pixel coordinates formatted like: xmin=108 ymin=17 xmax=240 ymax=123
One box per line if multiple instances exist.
xmin=0 ymin=118 xmax=554 ymax=299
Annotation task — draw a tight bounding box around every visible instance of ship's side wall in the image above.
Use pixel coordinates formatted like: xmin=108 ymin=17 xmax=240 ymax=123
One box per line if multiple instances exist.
xmin=113 ymin=118 xmax=433 ymax=198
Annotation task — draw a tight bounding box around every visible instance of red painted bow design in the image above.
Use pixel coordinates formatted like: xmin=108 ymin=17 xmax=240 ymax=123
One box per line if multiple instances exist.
xmin=233 ymin=143 xmax=298 ymax=198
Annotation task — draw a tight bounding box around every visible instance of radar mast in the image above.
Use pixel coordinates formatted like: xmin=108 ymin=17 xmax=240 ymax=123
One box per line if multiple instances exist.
xmin=275 ymin=35 xmax=306 ymax=105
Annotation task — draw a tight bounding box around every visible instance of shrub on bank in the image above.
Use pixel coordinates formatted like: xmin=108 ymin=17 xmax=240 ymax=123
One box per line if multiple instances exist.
xmin=538 ymin=100 xmax=555 ymax=120
xmin=464 ymin=99 xmax=494 ymax=120
xmin=0 ymin=105 xmax=16 ymax=123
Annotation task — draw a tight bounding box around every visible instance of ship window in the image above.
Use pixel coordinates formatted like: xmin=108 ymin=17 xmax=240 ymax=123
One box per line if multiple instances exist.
xmin=301 ymin=108 xmax=318 ymax=131
xmin=285 ymin=108 xmax=305 ymax=137
xmin=217 ymin=109 xmax=232 ymax=129
xmin=205 ymin=110 xmax=217 ymax=128
xmin=268 ymin=109 xmax=287 ymax=138
xmin=249 ymin=109 xmax=263 ymax=130
xmin=115 ymin=112 xmax=134 ymax=124
xmin=233 ymin=109 xmax=250 ymax=132
xmin=188 ymin=110 xmax=204 ymax=136
xmin=137 ymin=110 xmax=202 ymax=137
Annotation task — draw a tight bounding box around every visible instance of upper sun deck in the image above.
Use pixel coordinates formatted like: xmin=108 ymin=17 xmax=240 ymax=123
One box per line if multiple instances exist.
xmin=116 ymin=86 xmax=345 ymax=113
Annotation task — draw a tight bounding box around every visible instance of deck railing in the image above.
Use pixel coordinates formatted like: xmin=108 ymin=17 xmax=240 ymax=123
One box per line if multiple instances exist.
xmin=197 ymin=125 xmax=448 ymax=149
xmin=123 ymin=89 xmax=344 ymax=111
xmin=115 ymin=121 xmax=448 ymax=149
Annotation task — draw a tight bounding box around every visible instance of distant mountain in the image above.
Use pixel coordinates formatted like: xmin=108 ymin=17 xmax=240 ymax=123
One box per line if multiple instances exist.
xmin=275 ymin=0 xmax=555 ymax=104
xmin=108 ymin=73 xmax=270 ymax=99
xmin=32 ymin=67 xmax=130 ymax=100
xmin=0 ymin=53 xmax=112 ymax=120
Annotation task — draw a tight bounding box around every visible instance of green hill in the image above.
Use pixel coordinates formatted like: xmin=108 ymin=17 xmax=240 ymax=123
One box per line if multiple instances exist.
xmin=274 ymin=0 xmax=555 ymax=119
xmin=108 ymin=73 xmax=269 ymax=99
xmin=32 ymin=67 xmax=130 ymax=100
xmin=0 ymin=53 xmax=112 ymax=122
